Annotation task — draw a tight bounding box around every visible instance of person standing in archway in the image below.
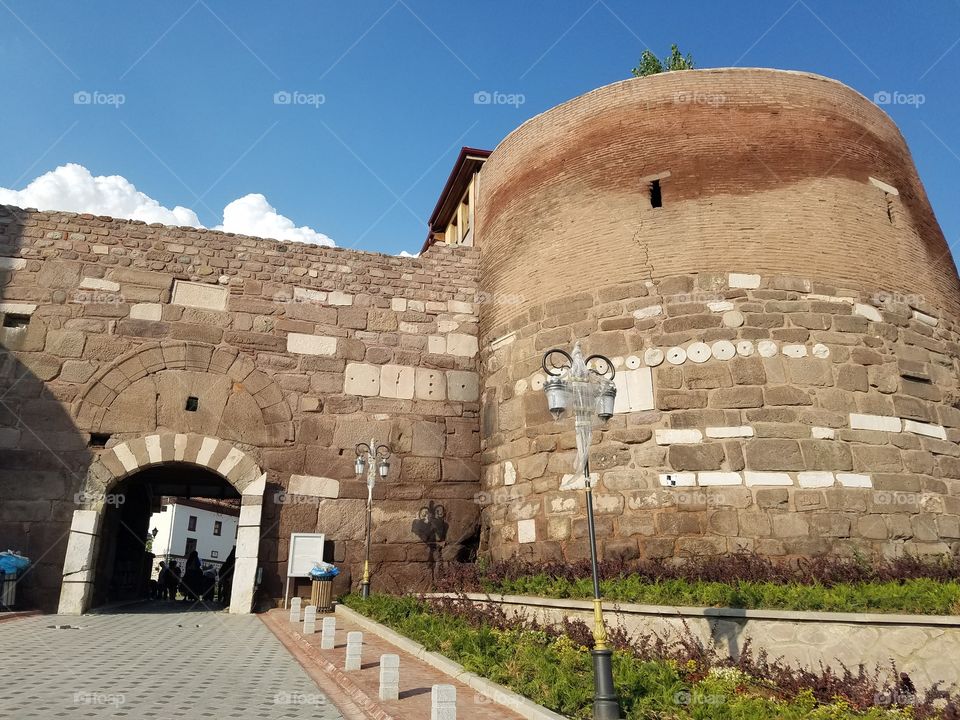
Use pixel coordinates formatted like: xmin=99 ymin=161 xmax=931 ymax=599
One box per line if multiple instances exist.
xmin=218 ymin=547 xmax=235 ymax=607
xmin=182 ymin=551 xmax=203 ymax=603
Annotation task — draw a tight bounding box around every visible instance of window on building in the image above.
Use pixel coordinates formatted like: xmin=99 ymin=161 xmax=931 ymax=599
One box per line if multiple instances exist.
xmin=187 ymin=515 xmax=197 ymax=531
xmin=211 ymin=550 xmax=219 ymax=559
xmin=650 ymin=179 xmax=663 ymax=208
xmin=184 ymin=538 xmax=197 ymax=556
xmin=89 ymin=433 xmax=111 ymax=447
xmin=213 ymin=521 xmax=222 ymax=536
xmin=185 ymin=396 xmax=199 ymax=412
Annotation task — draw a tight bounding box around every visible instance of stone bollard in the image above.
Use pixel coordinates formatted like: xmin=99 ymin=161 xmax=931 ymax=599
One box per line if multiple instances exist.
xmin=303 ymin=605 xmax=317 ymax=635
xmin=344 ymin=631 xmax=362 ymax=671
xmin=320 ymin=616 xmax=336 ymax=649
xmin=379 ymin=654 xmax=400 ymax=701
xmin=288 ymin=596 xmax=302 ymax=623
xmin=431 ymin=684 xmax=456 ymax=720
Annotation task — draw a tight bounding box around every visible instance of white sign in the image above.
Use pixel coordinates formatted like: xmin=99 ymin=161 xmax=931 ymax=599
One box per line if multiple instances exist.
xmin=286 ymin=533 xmax=326 ymax=578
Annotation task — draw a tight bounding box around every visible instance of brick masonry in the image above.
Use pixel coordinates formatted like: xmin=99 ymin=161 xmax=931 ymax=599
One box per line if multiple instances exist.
xmin=2 ymin=68 xmax=960 ymax=610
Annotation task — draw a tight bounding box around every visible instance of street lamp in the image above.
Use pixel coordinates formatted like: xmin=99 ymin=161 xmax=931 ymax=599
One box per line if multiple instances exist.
xmin=355 ymin=439 xmax=391 ymax=599
xmin=542 ymin=342 xmax=622 ymax=720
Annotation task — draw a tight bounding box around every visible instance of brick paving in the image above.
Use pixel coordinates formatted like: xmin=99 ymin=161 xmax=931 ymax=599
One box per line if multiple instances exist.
xmin=0 ymin=604 xmax=344 ymax=719
xmin=262 ymin=608 xmax=527 ymax=720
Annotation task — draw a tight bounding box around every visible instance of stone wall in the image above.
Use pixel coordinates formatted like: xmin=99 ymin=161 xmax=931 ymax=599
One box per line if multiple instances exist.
xmin=474 ymin=69 xmax=960 ymax=565
xmin=0 ymin=205 xmax=482 ymax=609
xmin=439 ymin=593 xmax=960 ymax=692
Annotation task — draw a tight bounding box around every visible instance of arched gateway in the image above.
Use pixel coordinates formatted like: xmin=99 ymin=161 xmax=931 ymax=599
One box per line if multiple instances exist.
xmin=59 ymin=433 xmax=265 ymax=614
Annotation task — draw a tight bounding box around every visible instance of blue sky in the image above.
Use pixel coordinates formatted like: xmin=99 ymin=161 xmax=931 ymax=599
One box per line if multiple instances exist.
xmin=1 ymin=1 xmax=959 ymax=257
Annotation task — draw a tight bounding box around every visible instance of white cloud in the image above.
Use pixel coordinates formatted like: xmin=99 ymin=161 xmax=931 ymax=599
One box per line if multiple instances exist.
xmin=0 ymin=163 xmax=335 ymax=246
xmin=397 ymin=250 xmax=419 ymax=257
xmin=216 ymin=193 xmax=334 ymax=247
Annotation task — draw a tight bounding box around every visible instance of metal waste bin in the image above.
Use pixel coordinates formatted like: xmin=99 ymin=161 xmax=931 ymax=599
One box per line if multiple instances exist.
xmin=311 ymin=577 xmax=333 ymax=612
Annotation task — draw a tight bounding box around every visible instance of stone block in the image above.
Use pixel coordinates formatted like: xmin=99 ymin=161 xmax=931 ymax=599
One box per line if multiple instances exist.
xmin=744 ymin=439 xmax=804 ymax=471
xmin=655 ymin=428 xmax=702 ymax=445
xmin=729 ymin=272 xmax=760 ymax=289
xmin=380 ymin=365 xmax=415 ymax=399
xmin=171 ymin=280 xmax=227 ymax=310
xmin=710 ymin=386 xmax=763 ymax=408
xmin=902 ymin=420 xmax=946 ymax=440
xmin=669 ymin=444 xmax=724 ymax=471
xmin=697 ymin=471 xmax=742 ymax=486
xmin=837 ymin=473 xmax=872 ymax=488
xmin=431 ymin=684 xmax=456 ymax=720
xmin=744 ymin=471 xmax=792 ymax=486
xmin=798 ymin=471 xmax=835 ymax=488
xmin=287 ymin=333 xmax=337 ymax=356
xmin=344 ymin=363 xmax=379 ymax=396
xmin=447 ymin=371 xmax=479 ymax=401
xmin=345 ymin=631 xmax=363 ymax=671
xmin=705 ymin=426 xmax=753 ymax=438
xmin=849 ymin=413 xmax=901 ymax=432
xmin=289 ymin=596 xmax=302 ymax=623
xmin=379 ymin=653 xmax=400 ymax=701
xmin=799 ymin=440 xmax=853 ymax=471
xmin=517 ymin=518 xmax=536 ymax=543
xmin=321 ymin=616 xmax=336 ymax=649
xmin=446 ymin=333 xmax=478 ymax=357
xmin=415 ymin=368 xmax=446 ymax=401
xmin=288 ymin=475 xmax=340 ymax=499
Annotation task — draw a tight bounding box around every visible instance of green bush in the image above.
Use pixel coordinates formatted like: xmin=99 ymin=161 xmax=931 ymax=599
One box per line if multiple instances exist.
xmin=344 ymin=595 xmax=929 ymax=719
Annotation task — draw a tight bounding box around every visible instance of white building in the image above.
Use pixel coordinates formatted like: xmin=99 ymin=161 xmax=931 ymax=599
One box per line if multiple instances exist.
xmin=150 ymin=498 xmax=239 ymax=568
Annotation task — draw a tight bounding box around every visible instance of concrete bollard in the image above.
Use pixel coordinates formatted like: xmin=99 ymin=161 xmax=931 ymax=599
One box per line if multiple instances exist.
xmin=320 ymin=616 xmax=336 ymax=649
xmin=345 ymin=631 xmax=363 ymax=671
xmin=288 ymin=596 xmax=302 ymax=623
xmin=303 ymin=605 xmax=317 ymax=634
xmin=431 ymin=684 xmax=456 ymax=720
xmin=379 ymin=654 xmax=400 ymax=701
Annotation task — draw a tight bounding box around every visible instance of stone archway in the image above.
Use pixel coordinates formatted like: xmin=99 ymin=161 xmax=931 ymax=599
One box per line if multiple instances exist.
xmin=58 ymin=433 xmax=265 ymax=615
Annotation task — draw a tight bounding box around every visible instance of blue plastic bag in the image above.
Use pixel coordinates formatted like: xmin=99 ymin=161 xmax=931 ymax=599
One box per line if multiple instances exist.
xmin=308 ymin=561 xmax=339 ymax=579
xmin=0 ymin=551 xmax=30 ymax=575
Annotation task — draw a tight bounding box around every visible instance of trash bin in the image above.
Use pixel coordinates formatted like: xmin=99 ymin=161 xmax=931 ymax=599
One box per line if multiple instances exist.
xmin=311 ymin=577 xmax=333 ymax=612
xmin=1 ymin=571 xmax=16 ymax=609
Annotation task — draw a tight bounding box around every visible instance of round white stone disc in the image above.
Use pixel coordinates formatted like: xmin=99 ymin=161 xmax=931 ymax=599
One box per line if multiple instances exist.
xmin=722 ymin=310 xmax=745 ymax=328
xmin=666 ymin=347 xmax=686 ymax=365
xmin=644 ymin=348 xmax=665 ymax=367
xmin=625 ymin=355 xmax=641 ymax=369
xmin=687 ymin=342 xmax=711 ymax=363
xmin=736 ymin=340 xmax=755 ymax=357
xmin=531 ymin=374 xmax=546 ymax=391
xmin=757 ymin=339 xmax=778 ymax=358
xmin=712 ymin=340 xmax=736 ymax=360
xmin=812 ymin=343 xmax=830 ymax=359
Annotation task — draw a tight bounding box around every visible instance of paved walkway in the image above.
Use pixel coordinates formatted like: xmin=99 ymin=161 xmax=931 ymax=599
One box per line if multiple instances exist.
xmin=262 ymin=608 xmax=528 ymax=720
xmin=0 ymin=603 xmax=344 ymax=719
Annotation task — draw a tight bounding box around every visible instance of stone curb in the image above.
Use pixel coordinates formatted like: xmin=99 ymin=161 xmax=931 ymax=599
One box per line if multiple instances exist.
xmin=335 ymin=604 xmax=569 ymax=720
xmin=260 ymin=611 xmax=396 ymax=720
xmin=426 ymin=592 xmax=960 ymax=627
xmin=0 ymin=609 xmax=41 ymax=625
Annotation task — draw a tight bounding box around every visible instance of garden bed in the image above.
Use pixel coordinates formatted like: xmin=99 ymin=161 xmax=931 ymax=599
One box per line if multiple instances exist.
xmin=345 ymin=593 xmax=958 ymax=719
xmin=436 ymin=554 xmax=960 ymax=615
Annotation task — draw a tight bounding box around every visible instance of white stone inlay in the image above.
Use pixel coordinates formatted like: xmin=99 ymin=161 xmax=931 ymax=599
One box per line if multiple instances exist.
xmin=344 ymin=363 xmax=380 ymax=396
xmin=80 ymin=277 xmax=120 ymax=292
xmin=912 ymin=310 xmax=938 ymax=327
xmin=687 ymin=342 xmax=711 ymax=363
xmin=613 ymin=368 xmax=654 ymax=414
xmin=503 ymin=461 xmax=516 ymax=486
xmin=196 ymin=437 xmax=220 ymax=466
xmin=130 ymin=303 xmax=162 ymax=321
xmin=811 ymin=426 xmax=836 ymax=439
xmin=711 ymin=340 xmax=736 ymax=360
xmin=171 ymin=280 xmax=228 ymax=311
xmin=853 ymin=303 xmax=882 ymax=322
xmin=517 ymin=518 xmax=536 ymax=543
xmin=697 ymin=472 xmax=742 ymax=486
xmin=659 ymin=473 xmax=696 ymax=487
xmin=736 ymin=340 xmax=755 ymax=357
xmin=666 ymin=347 xmax=686 ymax=365
xmin=287 ymin=333 xmax=337 ymax=356
xmin=174 ymin=434 xmax=188 ymax=461
xmin=729 ymin=272 xmax=761 ymax=289
xmin=655 ymin=428 xmax=703 ymax=445
xmin=705 ymin=426 xmax=754 ymax=438
xmin=644 ymin=348 xmax=664 ymax=367
xmin=869 ymin=176 xmax=899 ymax=195
xmin=902 ymin=420 xmax=947 ymax=440
xmin=782 ymin=344 xmax=808 ymax=358
xmin=849 ymin=413 xmax=902 ymax=433
xmin=288 ymin=474 xmax=340 ymax=498
xmin=798 ymin=471 xmax=835 ymax=488
xmin=723 ymin=310 xmax=745 ymax=328
xmin=633 ymin=305 xmax=662 ymax=319
xmin=145 ymin=435 xmax=162 ymax=464
xmin=113 ymin=443 xmax=139 ymax=472
xmin=837 ymin=473 xmax=872 ymax=488
xmin=217 ymin=447 xmax=246 ymax=477
xmin=757 ymin=340 xmax=778 ymax=358
xmin=812 ymin=343 xmax=830 ymax=359
xmin=625 ymin=355 xmax=641 ymax=369
xmin=708 ymin=301 xmax=734 ymax=312
xmin=744 ymin=471 xmax=792 ymax=486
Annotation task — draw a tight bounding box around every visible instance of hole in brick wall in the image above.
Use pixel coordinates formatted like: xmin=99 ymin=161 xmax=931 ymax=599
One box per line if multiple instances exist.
xmin=2 ymin=314 xmax=30 ymax=328
xmin=885 ymin=193 xmax=895 ymax=224
xmin=185 ymin=396 xmax=199 ymax=412
xmin=89 ymin=433 xmax=111 ymax=447
xmin=650 ymin=179 xmax=662 ymax=208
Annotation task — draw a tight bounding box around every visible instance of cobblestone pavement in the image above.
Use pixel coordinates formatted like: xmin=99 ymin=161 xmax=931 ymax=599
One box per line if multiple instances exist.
xmin=0 ymin=603 xmax=344 ymax=719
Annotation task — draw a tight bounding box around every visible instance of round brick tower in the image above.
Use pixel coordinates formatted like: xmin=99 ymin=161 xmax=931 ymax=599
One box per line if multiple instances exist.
xmin=474 ymin=68 xmax=960 ymax=563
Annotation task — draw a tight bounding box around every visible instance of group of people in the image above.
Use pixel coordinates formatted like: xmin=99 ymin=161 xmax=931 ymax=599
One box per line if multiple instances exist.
xmin=153 ymin=547 xmax=235 ymax=606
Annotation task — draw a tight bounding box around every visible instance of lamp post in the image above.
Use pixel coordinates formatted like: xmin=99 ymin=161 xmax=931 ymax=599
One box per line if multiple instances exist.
xmin=542 ymin=342 xmax=622 ymax=720
xmin=355 ymin=439 xmax=391 ymax=599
